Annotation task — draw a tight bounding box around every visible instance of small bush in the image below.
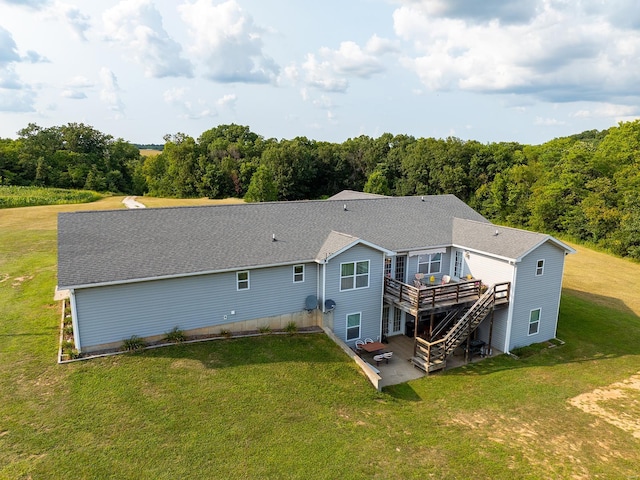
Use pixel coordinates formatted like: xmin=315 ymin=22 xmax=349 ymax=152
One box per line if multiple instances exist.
xmin=259 ymin=325 xmax=272 ymax=334
xmin=67 ymin=348 xmax=80 ymax=359
xmin=220 ymin=329 xmax=231 ymax=338
xmin=121 ymin=335 xmax=145 ymax=352
xmin=285 ymin=321 xmax=298 ymax=333
xmin=61 ymin=339 xmax=74 ymax=352
xmin=164 ymin=326 xmax=186 ymax=343
xmin=63 ymin=324 xmax=74 ymax=336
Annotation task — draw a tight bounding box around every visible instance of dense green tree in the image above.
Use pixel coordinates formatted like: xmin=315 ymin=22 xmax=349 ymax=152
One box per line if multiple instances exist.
xmin=244 ymin=164 xmax=278 ymax=202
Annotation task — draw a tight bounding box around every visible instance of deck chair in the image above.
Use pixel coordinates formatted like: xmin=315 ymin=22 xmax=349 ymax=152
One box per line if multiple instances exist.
xmin=382 ymin=352 xmax=393 ymax=362
xmin=364 ymin=338 xmax=374 ymax=344
xmin=355 ymin=340 xmax=365 ymax=352
xmin=373 ymin=354 xmax=386 ymax=366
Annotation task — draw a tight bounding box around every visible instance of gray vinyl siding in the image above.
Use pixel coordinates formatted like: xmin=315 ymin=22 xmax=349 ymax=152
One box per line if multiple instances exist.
xmin=74 ymin=263 xmax=318 ymax=349
xmin=323 ymin=244 xmax=384 ymax=345
xmin=508 ymin=242 xmax=566 ymax=350
xmin=476 ymin=307 xmax=508 ymax=352
xmin=406 ymin=249 xmax=452 ymax=283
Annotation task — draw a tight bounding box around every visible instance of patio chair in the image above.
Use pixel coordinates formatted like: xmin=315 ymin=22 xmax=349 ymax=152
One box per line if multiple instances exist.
xmin=355 ymin=340 xmax=365 ymax=352
xmin=364 ymin=338 xmax=374 ymax=344
xmin=373 ymin=354 xmax=386 ymax=366
xmin=382 ymin=351 xmax=393 ymax=362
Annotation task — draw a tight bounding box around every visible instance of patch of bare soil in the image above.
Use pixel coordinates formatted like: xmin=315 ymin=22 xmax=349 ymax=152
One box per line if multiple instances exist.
xmin=569 ymin=372 xmax=640 ymax=439
xmin=447 ymin=411 xmax=622 ymax=480
xmin=0 ymin=273 xmax=9 ymax=283
xmin=11 ymin=275 xmax=33 ymax=287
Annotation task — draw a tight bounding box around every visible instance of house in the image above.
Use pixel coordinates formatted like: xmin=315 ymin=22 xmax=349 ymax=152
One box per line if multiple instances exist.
xmin=57 ymin=193 xmax=574 ymax=373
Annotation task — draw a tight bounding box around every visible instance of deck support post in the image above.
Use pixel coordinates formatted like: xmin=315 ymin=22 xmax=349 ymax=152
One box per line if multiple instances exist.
xmin=487 ymin=306 xmax=495 ymax=357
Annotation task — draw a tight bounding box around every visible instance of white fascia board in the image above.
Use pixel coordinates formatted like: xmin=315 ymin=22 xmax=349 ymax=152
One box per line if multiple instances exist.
xmin=395 ymin=244 xmax=449 ymax=256
xmin=61 ymin=259 xmax=316 ymax=290
xmin=450 ymin=243 xmax=517 ymax=264
xmin=514 ymin=237 xmax=577 ymax=263
xmin=320 ymin=239 xmax=395 ymax=263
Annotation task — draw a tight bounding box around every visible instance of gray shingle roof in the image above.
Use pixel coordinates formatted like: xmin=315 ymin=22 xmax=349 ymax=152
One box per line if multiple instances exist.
xmin=57 ymin=194 xmax=568 ymax=289
xmin=451 ymin=218 xmax=572 ymax=261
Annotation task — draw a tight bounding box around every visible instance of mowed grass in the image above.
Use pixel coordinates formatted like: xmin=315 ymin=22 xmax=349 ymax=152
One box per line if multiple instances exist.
xmin=136 ymin=196 xmax=244 ymax=208
xmin=1 ymin=201 xmax=639 ymax=479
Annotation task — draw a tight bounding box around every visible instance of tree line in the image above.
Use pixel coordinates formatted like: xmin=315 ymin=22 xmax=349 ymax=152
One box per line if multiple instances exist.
xmin=1 ymin=121 xmax=639 ymax=260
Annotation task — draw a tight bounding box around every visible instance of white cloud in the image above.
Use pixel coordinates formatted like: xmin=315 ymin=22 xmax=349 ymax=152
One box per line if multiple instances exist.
xmin=216 ymin=93 xmax=236 ymax=109
xmin=394 ymin=2 xmax=640 ymax=103
xmin=0 ymin=0 xmax=50 ymax=9
xmin=572 ymin=103 xmax=638 ymax=119
xmin=0 ymin=88 xmax=36 ymax=112
xmin=163 ymin=87 xmax=186 ymax=104
xmin=534 ymin=116 xmax=566 ymax=126
xmin=99 ymin=67 xmax=124 ymax=116
xmin=301 ymin=53 xmax=348 ymax=92
xmin=179 ymin=0 xmax=279 ymax=83
xmin=61 ymin=89 xmax=86 ymax=99
xmin=23 ymin=50 xmax=48 ymax=63
xmin=0 ymin=26 xmax=37 ymax=111
xmin=53 ymin=2 xmax=91 ymax=41
xmin=103 ymin=0 xmax=193 ymax=78
xmin=163 ymin=86 xmax=218 ymax=119
xmin=0 ymin=26 xmax=21 ymax=64
xmin=61 ymin=76 xmax=93 ymax=100
xmin=299 ymin=34 xmax=395 ymax=93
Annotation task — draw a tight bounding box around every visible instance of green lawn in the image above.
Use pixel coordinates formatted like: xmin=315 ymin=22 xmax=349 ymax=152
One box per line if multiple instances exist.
xmin=1 ymin=201 xmax=639 ymax=479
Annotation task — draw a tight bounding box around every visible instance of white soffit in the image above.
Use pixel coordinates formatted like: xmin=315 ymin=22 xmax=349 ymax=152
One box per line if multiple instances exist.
xmin=408 ymin=248 xmax=446 ymax=257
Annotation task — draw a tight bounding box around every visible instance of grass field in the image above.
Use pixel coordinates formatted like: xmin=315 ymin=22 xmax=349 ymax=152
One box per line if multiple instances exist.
xmin=1 ymin=199 xmax=639 ymax=479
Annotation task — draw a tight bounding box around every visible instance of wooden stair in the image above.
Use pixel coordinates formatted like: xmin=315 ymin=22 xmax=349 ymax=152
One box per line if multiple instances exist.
xmin=411 ymin=283 xmax=509 ymax=373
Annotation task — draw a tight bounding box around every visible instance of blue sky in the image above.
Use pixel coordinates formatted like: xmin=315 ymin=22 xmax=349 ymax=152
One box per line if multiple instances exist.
xmin=1 ymin=0 xmax=639 ymax=145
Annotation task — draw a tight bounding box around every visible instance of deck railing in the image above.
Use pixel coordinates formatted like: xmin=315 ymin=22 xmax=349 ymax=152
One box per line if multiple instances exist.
xmin=384 ymin=277 xmax=484 ymax=311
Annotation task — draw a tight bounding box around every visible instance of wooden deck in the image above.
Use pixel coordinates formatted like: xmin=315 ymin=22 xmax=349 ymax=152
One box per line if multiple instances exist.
xmin=384 ymin=277 xmax=510 ymax=316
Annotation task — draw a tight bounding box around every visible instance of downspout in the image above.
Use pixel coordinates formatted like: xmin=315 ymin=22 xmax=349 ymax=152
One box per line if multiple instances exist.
xmin=316 ymin=263 xmax=321 ymax=312
xmin=69 ymin=289 xmax=82 ymax=352
xmin=553 ymin=252 xmax=570 ymax=338
xmin=378 ymin=252 xmax=385 ymax=341
xmin=322 ymin=260 xmax=327 ymax=314
xmin=503 ymin=262 xmax=517 ymax=354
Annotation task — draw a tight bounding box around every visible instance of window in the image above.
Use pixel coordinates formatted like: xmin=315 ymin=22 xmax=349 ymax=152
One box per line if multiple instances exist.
xmin=418 ymin=253 xmax=442 ymax=275
xmin=382 ymin=305 xmax=389 ymax=335
xmin=237 ymin=271 xmax=250 ymax=290
xmin=384 ymin=257 xmax=392 ymax=278
xmin=394 ymin=255 xmax=406 ymax=281
xmin=529 ymin=308 xmax=541 ymax=335
xmin=393 ymin=308 xmax=402 ymax=333
xmin=340 ymin=260 xmax=369 ymax=291
xmin=536 ymin=259 xmax=544 ymax=276
xmin=454 ymin=250 xmax=464 ymax=278
xmin=293 ymin=264 xmax=304 ymax=283
xmin=346 ymin=312 xmax=361 ymax=341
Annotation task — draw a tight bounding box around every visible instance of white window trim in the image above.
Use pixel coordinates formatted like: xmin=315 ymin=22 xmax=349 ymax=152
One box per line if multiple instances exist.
xmin=528 ymin=308 xmax=541 ymax=336
xmin=340 ymin=260 xmax=370 ymax=291
xmin=237 ymin=271 xmax=250 ymax=291
xmin=417 ymin=253 xmax=442 ymax=275
xmin=536 ymin=259 xmax=545 ymax=276
xmin=293 ymin=264 xmax=305 ymax=283
xmin=346 ymin=311 xmax=362 ymax=341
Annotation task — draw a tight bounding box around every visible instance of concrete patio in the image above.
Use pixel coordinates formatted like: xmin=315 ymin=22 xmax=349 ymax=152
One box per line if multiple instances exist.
xmin=359 ymin=334 xmax=501 ymax=388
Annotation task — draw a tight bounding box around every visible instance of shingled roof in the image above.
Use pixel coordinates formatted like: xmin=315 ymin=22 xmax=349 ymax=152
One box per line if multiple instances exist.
xmin=56 ymin=194 xmax=568 ymax=289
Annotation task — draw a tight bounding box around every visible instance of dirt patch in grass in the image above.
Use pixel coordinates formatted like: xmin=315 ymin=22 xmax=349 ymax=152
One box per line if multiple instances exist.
xmin=11 ymin=275 xmax=33 ymax=287
xmin=447 ymin=412 xmax=613 ymax=480
xmin=569 ymin=372 xmax=640 ymax=439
